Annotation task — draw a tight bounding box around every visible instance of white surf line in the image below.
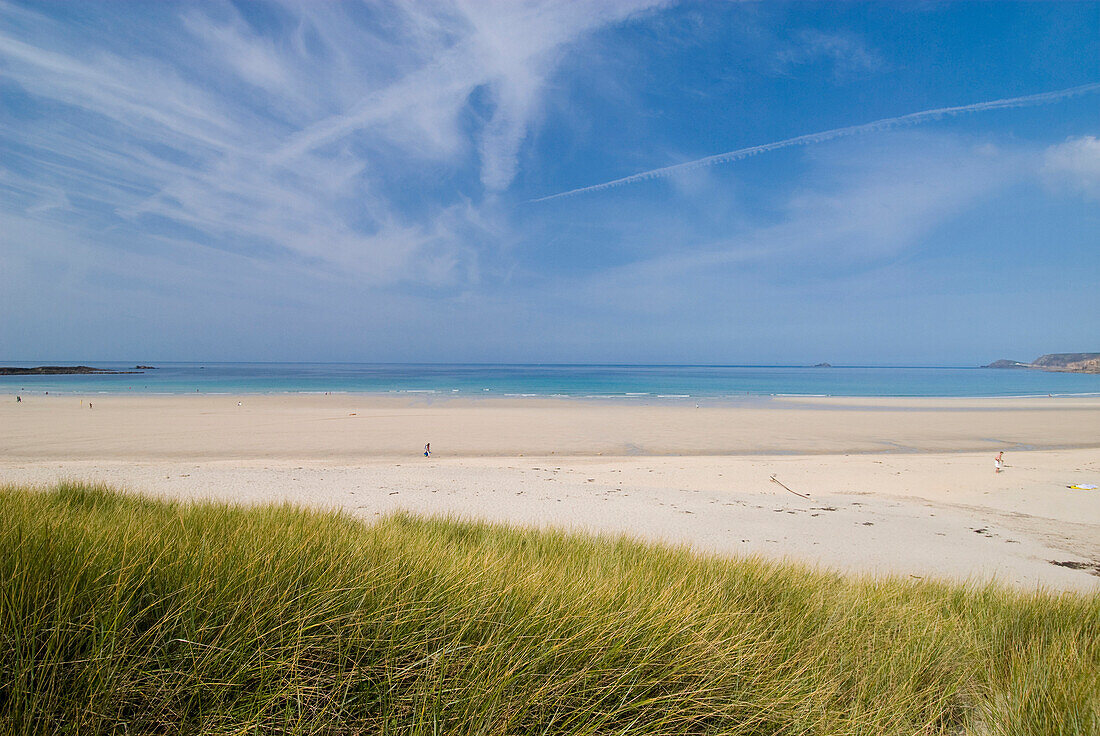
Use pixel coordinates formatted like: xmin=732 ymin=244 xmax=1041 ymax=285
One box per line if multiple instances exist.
xmin=529 ymin=82 xmax=1100 ymax=203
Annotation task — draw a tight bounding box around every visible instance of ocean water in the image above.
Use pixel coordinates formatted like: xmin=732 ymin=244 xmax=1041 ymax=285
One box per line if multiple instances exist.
xmin=1 ymin=363 xmax=1098 ymax=399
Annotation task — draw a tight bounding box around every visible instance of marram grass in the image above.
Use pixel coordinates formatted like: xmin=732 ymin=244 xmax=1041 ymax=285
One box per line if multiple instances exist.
xmin=0 ymin=483 xmax=1097 ymax=735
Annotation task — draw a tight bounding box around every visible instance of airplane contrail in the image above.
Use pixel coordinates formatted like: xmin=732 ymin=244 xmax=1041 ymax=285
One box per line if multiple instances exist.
xmin=529 ymin=81 xmax=1100 ymax=203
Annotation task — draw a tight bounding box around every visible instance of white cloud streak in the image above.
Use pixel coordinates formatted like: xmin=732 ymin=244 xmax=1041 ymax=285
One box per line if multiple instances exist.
xmin=530 ymin=81 xmax=1100 ymax=202
xmin=0 ymin=0 xmax=661 ymax=287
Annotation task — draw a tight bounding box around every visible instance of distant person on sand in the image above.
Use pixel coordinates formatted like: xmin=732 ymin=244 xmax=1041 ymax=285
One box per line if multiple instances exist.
xmin=424 ymin=443 xmax=431 ymax=457
xmin=15 ymin=395 xmax=20 ymax=402
xmin=994 ymin=451 xmax=1004 ymax=473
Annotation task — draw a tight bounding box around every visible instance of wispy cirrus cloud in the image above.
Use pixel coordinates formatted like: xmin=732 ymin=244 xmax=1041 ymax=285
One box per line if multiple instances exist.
xmin=561 ymin=133 xmax=1029 ymax=302
xmin=3 ymin=1 xmax=1097 ymax=363
xmin=0 ymin=0 xmax=662 ymax=287
xmin=776 ymin=29 xmax=885 ymax=80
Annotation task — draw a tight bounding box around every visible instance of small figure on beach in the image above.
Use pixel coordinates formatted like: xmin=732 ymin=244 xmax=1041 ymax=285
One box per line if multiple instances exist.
xmin=15 ymin=395 xmax=20 ymax=402
xmin=88 ymin=402 xmax=93 ymax=410
xmin=994 ymin=451 xmax=1004 ymax=473
xmin=424 ymin=443 xmax=431 ymax=457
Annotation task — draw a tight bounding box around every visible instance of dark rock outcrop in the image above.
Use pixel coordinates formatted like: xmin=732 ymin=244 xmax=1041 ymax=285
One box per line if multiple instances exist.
xmin=0 ymin=366 xmax=142 ymax=375
xmin=983 ymin=359 xmax=1028 ymax=369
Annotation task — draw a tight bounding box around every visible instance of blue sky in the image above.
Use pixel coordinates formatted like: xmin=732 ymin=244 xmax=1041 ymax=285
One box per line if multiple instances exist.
xmin=1 ymin=0 xmax=1097 ymax=365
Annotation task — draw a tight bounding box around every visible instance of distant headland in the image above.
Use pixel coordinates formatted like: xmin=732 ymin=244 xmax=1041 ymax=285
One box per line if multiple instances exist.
xmin=983 ymin=353 xmax=1100 ymax=374
xmin=0 ymin=365 xmax=149 ymax=376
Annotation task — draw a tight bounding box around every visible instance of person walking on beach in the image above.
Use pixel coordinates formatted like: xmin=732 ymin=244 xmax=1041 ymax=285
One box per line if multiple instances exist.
xmin=994 ymin=451 xmax=1004 ymax=473
xmin=424 ymin=443 xmax=431 ymax=457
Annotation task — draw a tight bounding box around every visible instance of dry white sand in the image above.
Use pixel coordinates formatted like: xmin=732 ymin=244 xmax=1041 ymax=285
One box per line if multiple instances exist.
xmin=2 ymin=394 xmax=1099 ymax=591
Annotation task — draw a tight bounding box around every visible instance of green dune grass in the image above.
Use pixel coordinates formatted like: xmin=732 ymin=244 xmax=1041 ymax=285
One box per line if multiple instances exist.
xmin=1 ymin=482 xmax=1097 ymax=735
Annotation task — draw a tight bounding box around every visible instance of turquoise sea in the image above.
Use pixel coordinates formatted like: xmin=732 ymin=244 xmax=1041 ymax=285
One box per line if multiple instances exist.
xmin=1 ymin=363 xmax=1098 ymax=399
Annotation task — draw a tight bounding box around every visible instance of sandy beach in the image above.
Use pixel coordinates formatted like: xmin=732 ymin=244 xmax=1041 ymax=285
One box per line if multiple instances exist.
xmin=2 ymin=394 xmax=1099 ymax=591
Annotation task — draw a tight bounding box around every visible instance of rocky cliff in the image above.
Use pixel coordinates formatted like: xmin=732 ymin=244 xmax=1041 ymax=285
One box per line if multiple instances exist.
xmin=1029 ymin=353 xmax=1100 ymax=372
xmin=984 ymin=353 xmax=1100 ymax=374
